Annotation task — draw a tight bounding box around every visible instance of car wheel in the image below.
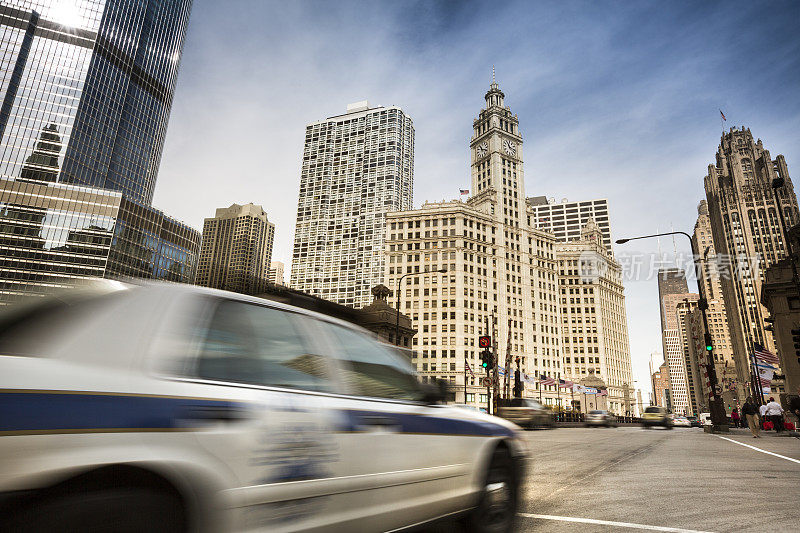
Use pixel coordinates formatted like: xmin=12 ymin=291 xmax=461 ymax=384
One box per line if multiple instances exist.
xmin=465 ymin=447 xmax=518 ymax=533
xmin=666 ymin=423 xmax=673 ymax=430
xmin=7 ymin=488 xmax=185 ymax=533
xmin=643 ymin=424 xmax=650 ymax=429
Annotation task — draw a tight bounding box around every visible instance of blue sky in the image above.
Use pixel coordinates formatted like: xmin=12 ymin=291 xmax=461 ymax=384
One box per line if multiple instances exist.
xmin=155 ymin=0 xmax=800 ymax=399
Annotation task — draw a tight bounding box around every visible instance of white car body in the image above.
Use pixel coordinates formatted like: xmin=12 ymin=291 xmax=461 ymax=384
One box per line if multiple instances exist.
xmin=0 ymin=283 xmax=527 ymax=532
xmin=672 ymin=417 xmax=692 ymax=427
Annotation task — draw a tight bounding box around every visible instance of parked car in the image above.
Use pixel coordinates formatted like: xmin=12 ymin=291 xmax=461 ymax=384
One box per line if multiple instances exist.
xmin=0 ymin=282 xmax=528 ymax=532
xmin=497 ymin=398 xmax=555 ymax=429
xmin=584 ymin=410 xmax=618 ymax=427
xmin=672 ymin=416 xmax=692 ymax=428
xmin=642 ymin=406 xmax=673 ymax=429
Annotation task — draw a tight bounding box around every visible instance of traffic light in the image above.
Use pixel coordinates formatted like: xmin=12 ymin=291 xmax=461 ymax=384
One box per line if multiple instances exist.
xmin=480 ymin=349 xmax=493 ymax=369
xmin=792 ymin=328 xmax=800 ymax=364
xmin=704 ymin=333 xmax=713 ymax=352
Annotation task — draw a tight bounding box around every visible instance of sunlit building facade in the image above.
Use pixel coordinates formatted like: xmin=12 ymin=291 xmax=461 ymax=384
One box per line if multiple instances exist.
xmin=386 ymin=82 xmax=564 ymax=409
xmin=527 ymin=197 xmax=612 ymax=255
xmin=195 ymin=203 xmax=275 ymax=295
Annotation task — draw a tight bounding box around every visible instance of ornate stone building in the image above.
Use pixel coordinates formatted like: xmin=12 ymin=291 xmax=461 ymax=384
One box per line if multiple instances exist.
xmin=704 ymin=127 xmax=799 ymax=398
xmin=556 ymin=220 xmax=634 ymax=415
xmin=385 ymin=81 xmax=562 ymax=409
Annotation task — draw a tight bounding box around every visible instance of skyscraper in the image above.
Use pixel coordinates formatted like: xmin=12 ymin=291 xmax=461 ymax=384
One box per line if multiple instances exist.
xmin=0 ymin=0 xmax=199 ymax=303
xmin=557 ymin=220 xmax=634 ymax=414
xmin=692 ymin=199 xmax=738 ymax=404
xmin=291 ymin=101 xmax=414 ymax=308
xmin=704 ymin=127 xmax=799 ymax=396
xmin=1 ymin=0 xmax=193 ymax=205
xmin=526 ymin=197 xmax=613 ymax=254
xmin=657 ymin=267 xmax=688 ymax=332
xmin=267 ymin=261 xmax=285 ymax=285
xmin=196 ymin=203 xmax=275 ymax=295
xmin=385 ymin=81 xmax=562 ymax=409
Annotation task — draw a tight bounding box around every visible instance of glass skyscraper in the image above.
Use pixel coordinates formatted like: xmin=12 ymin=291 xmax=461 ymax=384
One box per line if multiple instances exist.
xmin=0 ymin=1 xmax=199 ymax=303
xmin=1 ymin=0 xmax=192 ymax=204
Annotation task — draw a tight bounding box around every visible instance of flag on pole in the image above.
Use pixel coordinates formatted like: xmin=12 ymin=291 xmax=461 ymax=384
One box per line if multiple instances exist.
xmin=465 ymin=360 xmax=475 ymax=378
xmin=719 ymin=109 xmax=726 ymax=121
xmin=753 ymin=343 xmax=779 ymax=365
xmin=558 ymin=379 xmax=574 ymax=389
xmin=539 ymin=375 xmax=557 ymax=386
xmin=460 ymin=189 xmax=469 ymax=195
xmin=598 ymin=389 xmax=608 ymax=397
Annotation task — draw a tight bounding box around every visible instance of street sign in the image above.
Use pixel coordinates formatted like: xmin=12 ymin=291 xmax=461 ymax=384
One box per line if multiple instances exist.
xmin=478 ymin=335 xmax=491 ymax=348
xmin=481 ymin=376 xmax=492 ymax=387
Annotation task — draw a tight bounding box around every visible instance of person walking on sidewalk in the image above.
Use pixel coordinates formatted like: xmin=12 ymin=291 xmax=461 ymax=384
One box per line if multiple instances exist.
xmin=741 ymin=397 xmax=760 ymax=438
xmin=731 ymin=408 xmax=740 ymax=428
xmin=765 ymin=397 xmax=785 ymax=433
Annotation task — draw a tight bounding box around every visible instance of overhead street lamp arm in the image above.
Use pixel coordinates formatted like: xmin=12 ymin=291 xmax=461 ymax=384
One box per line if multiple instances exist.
xmin=616 ymin=229 xmax=728 ymax=430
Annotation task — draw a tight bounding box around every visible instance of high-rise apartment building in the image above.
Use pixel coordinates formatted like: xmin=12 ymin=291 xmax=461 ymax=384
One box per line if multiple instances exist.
xmin=386 ymin=82 xmax=564 ymax=409
xmin=0 ymin=0 xmax=199 ymax=303
xmin=291 ymin=101 xmax=414 ymax=308
xmin=557 ymin=220 xmax=634 ymax=414
xmin=1 ymin=0 xmax=193 ymax=205
xmin=196 ymin=203 xmax=274 ymax=295
xmin=267 ymin=260 xmax=285 ymax=285
xmin=661 ymin=291 xmax=698 ymax=415
xmin=704 ymin=127 xmax=799 ymax=396
xmin=692 ymin=199 xmax=738 ymax=401
xmin=651 ymin=359 xmax=671 ymax=410
xmin=657 ymin=268 xmax=689 ymax=331
xmin=527 ymin=197 xmax=612 ymax=254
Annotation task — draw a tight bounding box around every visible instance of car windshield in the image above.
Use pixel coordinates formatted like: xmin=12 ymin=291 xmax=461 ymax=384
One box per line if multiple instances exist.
xmin=589 ymin=410 xmax=605 ymax=414
xmin=644 ymin=407 xmax=662 ymax=413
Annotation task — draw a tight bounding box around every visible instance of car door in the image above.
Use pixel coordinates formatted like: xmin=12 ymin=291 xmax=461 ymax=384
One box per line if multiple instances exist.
xmin=311 ymin=320 xmax=477 ymax=530
xmin=157 ymin=297 xmax=354 ymax=532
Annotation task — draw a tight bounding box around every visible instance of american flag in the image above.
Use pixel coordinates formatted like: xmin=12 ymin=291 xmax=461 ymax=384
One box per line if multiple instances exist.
xmin=754 ymin=343 xmax=779 ymax=365
xmin=459 ymin=189 xmax=469 ymax=195
xmin=465 ymin=361 xmax=475 ymax=378
xmin=598 ymin=389 xmax=608 ymax=397
xmin=539 ymin=375 xmax=557 ymax=386
xmin=558 ymin=379 xmax=574 ymax=389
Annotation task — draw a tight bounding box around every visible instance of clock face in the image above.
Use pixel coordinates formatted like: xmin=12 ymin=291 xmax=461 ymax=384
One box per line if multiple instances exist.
xmin=503 ymin=140 xmax=517 ymax=156
xmin=476 ymin=141 xmax=488 ymax=159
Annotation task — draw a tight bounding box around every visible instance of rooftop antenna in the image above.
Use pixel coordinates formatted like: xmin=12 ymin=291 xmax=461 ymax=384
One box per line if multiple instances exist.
xmin=670 ymin=223 xmax=677 ymax=256
xmin=492 ymin=65 xmax=495 ymax=83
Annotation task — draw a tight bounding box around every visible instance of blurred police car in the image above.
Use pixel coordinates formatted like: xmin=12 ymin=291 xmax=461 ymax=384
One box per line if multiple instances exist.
xmin=0 ymin=282 xmax=527 ymax=532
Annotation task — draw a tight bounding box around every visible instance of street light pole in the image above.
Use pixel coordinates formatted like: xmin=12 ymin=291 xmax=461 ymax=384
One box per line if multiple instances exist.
xmin=616 ymin=231 xmax=728 ymax=432
xmin=394 ymin=268 xmax=447 ymax=346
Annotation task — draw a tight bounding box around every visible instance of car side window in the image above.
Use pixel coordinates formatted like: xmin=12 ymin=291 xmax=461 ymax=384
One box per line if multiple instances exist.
xmin=194 ymin=299 xmax=331 ymax=392
xmin=320 ymin=322 xmax=421 ymax=400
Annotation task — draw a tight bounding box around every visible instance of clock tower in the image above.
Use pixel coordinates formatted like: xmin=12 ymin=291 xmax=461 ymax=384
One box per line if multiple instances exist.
xmin=469 ymin=79 xmax=525 ymax=228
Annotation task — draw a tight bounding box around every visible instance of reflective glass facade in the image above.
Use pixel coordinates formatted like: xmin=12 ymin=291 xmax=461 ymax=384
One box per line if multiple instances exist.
xmin=0 ymin=176 xmax=200 ymax=304
xmin=0 ymin=0 xmax=192 ymax=205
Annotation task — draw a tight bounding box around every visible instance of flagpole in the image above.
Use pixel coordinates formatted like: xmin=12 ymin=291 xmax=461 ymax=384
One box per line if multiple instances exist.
xmin=464 ymin=351 xmax=468 ymax=404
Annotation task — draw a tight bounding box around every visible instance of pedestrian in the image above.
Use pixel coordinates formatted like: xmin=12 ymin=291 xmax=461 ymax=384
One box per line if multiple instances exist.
xmin=759 ymin=401 xmax=768 ymax=429
xmin=730 ymin=408 xmax=740 ymax=428
xmin=765 ymin=397 xmax=785 ymax=433
xmin=790 ymin=386 xmax=800 ymax=427
xmin=741 ymin=397 xmax=760 ymax=438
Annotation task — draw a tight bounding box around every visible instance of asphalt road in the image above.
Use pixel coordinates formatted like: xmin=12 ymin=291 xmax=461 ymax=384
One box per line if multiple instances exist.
xmin=515 ymin=426 xmax=800 ymax=532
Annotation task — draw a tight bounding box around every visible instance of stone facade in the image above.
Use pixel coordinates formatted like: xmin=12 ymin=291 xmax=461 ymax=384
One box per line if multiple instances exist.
xmin=704 ymin=127 xmax=799 ymax=398
xmin=556 ymin=220 xmax=634 ymax=415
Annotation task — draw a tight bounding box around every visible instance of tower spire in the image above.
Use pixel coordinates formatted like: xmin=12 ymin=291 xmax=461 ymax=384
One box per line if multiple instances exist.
xmin=492 ymin=65 xmax=495 ymax=83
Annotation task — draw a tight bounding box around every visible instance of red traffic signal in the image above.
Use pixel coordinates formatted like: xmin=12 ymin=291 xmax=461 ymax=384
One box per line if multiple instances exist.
xmin=478 ymin=335 xmax=491 ymax=348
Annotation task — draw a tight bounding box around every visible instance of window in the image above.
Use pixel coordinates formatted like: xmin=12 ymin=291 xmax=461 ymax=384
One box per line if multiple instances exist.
xmin=322 ymin=323 xmax=421 ymax=400
xmin=195 ymin=300 xmax=331 ymax=392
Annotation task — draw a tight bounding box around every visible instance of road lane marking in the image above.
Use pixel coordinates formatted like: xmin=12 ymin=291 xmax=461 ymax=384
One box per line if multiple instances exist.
xmin=518 ymin=513 xmax=715 ymax=532
xmin=716 ymin=436 xmax=800 ymax=464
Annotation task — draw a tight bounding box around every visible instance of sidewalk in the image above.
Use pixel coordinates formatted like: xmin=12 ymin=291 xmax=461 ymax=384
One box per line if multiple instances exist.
xmin=724 ymin=427 xmax=800 ymax=438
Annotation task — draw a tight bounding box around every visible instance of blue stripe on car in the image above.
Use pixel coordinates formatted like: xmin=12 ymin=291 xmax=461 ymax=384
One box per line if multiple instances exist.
xmin=0 ymin=390 xmax=514 ymax=437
